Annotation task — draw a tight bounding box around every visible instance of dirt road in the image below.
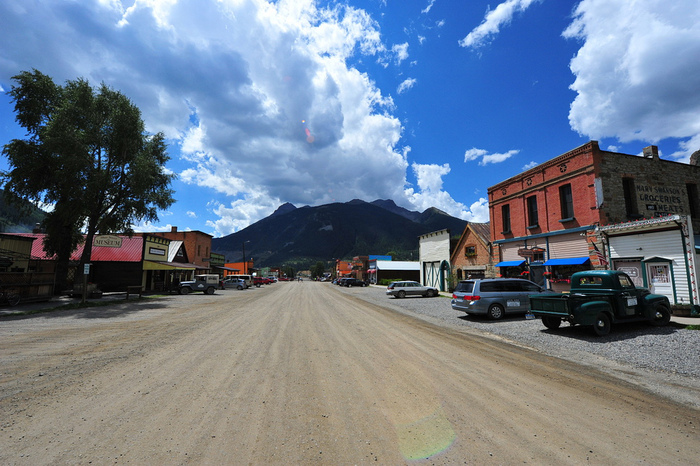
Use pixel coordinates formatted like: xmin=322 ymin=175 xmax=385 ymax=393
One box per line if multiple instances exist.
xmin=1 ymin=282 xmax=698 ymax=464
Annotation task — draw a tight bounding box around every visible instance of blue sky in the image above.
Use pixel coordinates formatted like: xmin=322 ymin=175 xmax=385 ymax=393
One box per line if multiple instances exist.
xmin=2 ymin=0 xmax=699 ymax=237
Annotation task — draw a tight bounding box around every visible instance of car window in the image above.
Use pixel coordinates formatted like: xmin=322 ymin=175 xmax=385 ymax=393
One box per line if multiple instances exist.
xmin=502 ymin=281 xmax=522 ymax=292
xmin=455 ymin=281 xmax=474 ymax=293
xmin=480 ymin=281 xmax=498 ymax=292
xmin=522 ymin=282 xmax=541 ymax=292
xmin=618 ymin=274 xmax=635 ymax=288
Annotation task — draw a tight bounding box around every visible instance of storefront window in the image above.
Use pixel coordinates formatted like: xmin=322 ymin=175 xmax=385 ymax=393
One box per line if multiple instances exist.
xmin=547 ymin=263 xmax=592 ymax=291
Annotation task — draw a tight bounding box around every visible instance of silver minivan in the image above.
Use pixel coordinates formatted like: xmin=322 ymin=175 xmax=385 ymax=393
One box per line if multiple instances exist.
xmin=451 ymin=278 xmax=545 ymax=319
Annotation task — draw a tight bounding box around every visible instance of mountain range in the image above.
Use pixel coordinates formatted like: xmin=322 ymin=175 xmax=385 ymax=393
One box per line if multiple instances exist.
xmin=211 ymin=199 xmax=469 ymax=269
xmin=0 ymin=193 xmax=46 ymax=233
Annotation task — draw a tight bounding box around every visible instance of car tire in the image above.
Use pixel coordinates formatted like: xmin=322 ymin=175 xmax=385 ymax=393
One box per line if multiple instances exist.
xmin=237 ymin=285 xmax=243 ymax=290
xmin=179 ymin=287 xmax=190 ymax=295
xmin=542 ymin=316 xmax=561 ymax=330
xmin=592 ymin=313 xmax=611 ymax=336
xmin=649 ymin=303 xmax=671 ymax=326
xmin=6 ymin=290 xmax=20 ymax=306
xmin=487 ymin=303 xmax=505 ymax=320
xmin=425 ymin=289 xmax=436 ymax=298
xmin=397 ymin=290 xmax=406 ymax=299
xmin=205 ymin=287 xmax=215 ymax=295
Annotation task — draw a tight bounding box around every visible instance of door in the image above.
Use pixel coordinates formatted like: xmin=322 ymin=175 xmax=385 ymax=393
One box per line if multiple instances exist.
xmin=646 ymin=263 xmax=673 ymax=298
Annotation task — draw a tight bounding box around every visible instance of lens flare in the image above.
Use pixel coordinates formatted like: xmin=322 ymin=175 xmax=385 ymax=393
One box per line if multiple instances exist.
xmin=302 ymin=120 xmax=314 ymax=143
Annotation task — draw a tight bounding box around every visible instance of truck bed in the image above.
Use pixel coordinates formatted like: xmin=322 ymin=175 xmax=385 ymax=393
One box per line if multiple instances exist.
xmin=530 ymin=292 xmax=615 ymax=316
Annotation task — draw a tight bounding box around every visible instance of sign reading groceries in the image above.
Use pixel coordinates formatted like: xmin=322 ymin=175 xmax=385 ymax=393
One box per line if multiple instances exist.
xmin=93 ymin=235 xmax=123 ymax=248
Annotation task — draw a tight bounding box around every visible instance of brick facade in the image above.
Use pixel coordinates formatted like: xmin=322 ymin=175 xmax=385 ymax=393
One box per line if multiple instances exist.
xmin=595 ymin=145 xmax=700 ymax=233
xmin=487 ymin=141 xmax=700 ymax=290
xmin=450 ymin=223 xmax=493 ymax=281
xmin=156 ymin=226 xmax=213 ymax=269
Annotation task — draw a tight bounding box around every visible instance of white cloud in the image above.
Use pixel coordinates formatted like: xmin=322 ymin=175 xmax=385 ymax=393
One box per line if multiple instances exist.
xmin=186 ymin=211 xmax=197 ymax=218
xmin=564 ymin=0 xmax=700 ymax=161
xmin=404 ymin=163 xmax=490 ymax=222
xmin=397 ymin=78 xmax=417 ymax=94
xmin=422 ymin=0 xmax=437 ymax=14
xmin=522 ymin=161 xmax=538 ymax=170
xmin=392 ymin=42 xmax=409 ymax=65
xmin=459 ymin=0 xmax=542 ymax=49
xmin=464 ymin=147 xmax=519 ymax=165
xmin=0 ymin=0 xmax=420 ymax=235
xmin=464 ymin=148 xmax=487 ymax=162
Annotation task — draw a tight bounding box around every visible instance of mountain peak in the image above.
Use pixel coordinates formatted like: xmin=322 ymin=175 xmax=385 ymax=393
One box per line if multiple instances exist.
xmin=270 ymin=202 xmax=296 ymax=217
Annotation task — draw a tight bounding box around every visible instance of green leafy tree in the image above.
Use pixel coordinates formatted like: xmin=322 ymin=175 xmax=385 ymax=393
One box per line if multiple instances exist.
xmin=310 ymin=261 xmax=326 ymax=279
xmin=2 ymin=69 xmax=175 ymax=291
xmin=282 ymin=265 xmax=296 ymax=280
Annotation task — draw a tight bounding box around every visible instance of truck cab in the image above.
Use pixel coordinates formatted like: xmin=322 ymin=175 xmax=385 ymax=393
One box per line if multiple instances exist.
xmin=529 ymin=270 xmax=671 ymax=336
xmin=179 ymin=274 xmax=219 ymax=295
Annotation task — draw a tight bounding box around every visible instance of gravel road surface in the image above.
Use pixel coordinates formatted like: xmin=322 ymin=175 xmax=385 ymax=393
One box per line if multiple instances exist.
xmin=1 ymin=281 xmax=698 ymax=464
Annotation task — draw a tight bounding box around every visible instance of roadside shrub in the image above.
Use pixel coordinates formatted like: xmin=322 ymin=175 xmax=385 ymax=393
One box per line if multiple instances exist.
xmin=379 ymin=278 xmax=403 ymax=286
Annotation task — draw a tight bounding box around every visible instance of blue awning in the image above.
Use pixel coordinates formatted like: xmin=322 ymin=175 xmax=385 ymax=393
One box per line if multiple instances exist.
xmin=544 ymin=256 xmax=590 ymax=266
xmin=495 ymin=260 xmax=526 ymax=267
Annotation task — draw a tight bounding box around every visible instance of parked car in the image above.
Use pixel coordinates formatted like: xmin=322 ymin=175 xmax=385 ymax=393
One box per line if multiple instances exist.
xmin=529 ymin=270 xmax=671 ymax=336
xmin=222 ymin=278 xmax=248 ymax=290
xmin=337 ymin=277 xmax=350 ymax=286
xmin=451 ymin=278 xmax=546 ymax=319
xmin=252 ymin=277 xmax=273 ymax=287
xmin=179 ymin=274 xmax=219 ymax=295
xmin=386 ymin=281 xmax=439 ymax=298
xmin=343 ymin=278 xmax=367 ymax=287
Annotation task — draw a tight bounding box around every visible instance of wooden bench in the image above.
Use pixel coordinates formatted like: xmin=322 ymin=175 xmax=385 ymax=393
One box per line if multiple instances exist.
xmin=126 ymin=286 xmax=143 ymax=299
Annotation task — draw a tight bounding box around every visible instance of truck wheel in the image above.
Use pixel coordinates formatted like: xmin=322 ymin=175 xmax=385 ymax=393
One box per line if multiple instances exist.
xmin=6 ymin=290 xmax=20 ymax=306
xmin=592 ymin=313 xmax=611 ymax=336
xmin=179 ymin=287 xmax=190 ymax=295
xmin=397 ymin=290 xmax=406 ymax=298
xmin=205 ymin=287 xmax=215 ymax=295
xmin=650 ymin=303 xmax=671 ymax=326
xmin=542 ymin=316 xmax=561 ymax=330
xmin=487 ymin=303 xmax=505 ymax=320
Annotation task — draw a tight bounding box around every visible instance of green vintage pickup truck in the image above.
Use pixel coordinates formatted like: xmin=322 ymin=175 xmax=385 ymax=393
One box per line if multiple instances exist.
xmin=529 ymin=270 xmax=671 ymax=336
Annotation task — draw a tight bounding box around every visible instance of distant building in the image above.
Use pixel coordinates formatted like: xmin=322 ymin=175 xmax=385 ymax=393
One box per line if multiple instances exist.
xmin=450 ymin=222 xmax=492 ymax=282
xmin=368 ymin=260 xmax=420 ymax=284
xmin=419 ymin=229 xmax=454 ymax=291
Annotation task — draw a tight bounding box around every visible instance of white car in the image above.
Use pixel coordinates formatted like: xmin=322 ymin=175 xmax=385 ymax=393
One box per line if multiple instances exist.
xmin=386 ymin=281 xmax=439 ymax=298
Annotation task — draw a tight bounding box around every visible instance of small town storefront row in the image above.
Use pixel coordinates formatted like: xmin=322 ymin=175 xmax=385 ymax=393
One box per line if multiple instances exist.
xmin=2 ymin=233 xmax=210 ymax=300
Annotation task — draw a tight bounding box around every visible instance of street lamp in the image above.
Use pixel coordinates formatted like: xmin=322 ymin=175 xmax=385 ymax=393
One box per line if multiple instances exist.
xmin=242 ymin=240 xmax=250 ymax=275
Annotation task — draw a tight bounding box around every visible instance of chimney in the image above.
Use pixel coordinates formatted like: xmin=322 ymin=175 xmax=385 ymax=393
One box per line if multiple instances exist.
xmin=171 ymin=226 xmax=178 ymax=233
xmin=33 ymin=223 xmax=42 ymax=233
xmin=643 ymin=145 xmax=659 ymax=160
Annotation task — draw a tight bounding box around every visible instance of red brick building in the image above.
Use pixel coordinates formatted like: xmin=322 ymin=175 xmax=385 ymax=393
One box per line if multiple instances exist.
xmin=450 ymin=222 xmax=492 ymax=281
xmin=155 ymin=226 xmax=213 ymax=270
xmin=488 ymin=141 xmax=700 ymax=301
